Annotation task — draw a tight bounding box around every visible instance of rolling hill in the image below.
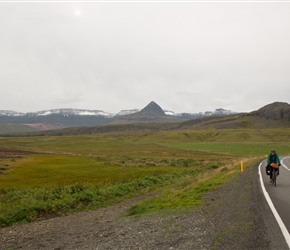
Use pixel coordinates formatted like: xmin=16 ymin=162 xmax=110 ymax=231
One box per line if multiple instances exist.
xmin=251 ymin=102 xmax=290 ymax=120
xmin=179 ymin=102 xmax=290 ymax=129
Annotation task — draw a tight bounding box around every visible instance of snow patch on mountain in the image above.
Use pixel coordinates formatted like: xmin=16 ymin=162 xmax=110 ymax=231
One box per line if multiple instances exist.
xmin=37 ymin=111 xmax=53 ymax=116
xmin=164 ymin=110 xmax=184 ymax=116
xmin=116 ymin=109 xmax=140 ymax=116
xmin=26 ymin=109 xmax=114 ymax=117
xmin=164 ymin=110 xmax=175 ymax=116
xmin=0 ymin=110 xmax=25 ymax=116
xmin=164 ymin=108 xmax=234 ymax=117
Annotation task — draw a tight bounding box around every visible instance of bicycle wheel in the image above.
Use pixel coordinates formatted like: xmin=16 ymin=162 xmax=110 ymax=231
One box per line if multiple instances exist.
xmin=272 ymin=170 xmax=277 ymax=187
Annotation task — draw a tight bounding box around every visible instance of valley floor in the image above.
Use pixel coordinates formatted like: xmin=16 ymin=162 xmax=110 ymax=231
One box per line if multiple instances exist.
xmin=0 ymin=163 xmax=285 ymax=250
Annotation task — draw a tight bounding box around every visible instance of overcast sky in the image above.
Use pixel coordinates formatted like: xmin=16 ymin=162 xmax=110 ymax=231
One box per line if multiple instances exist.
xmin=0 ymin=1 xmax=289 ymax=114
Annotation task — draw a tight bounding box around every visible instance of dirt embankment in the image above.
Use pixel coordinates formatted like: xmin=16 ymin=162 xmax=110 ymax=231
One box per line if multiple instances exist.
xmin=0 ymin=163 xmax=280 ymax=250
xmin=25 ymin=123 xmax=65 ymax=131
xmin=0 ymin=147 xmax=34 ymax=157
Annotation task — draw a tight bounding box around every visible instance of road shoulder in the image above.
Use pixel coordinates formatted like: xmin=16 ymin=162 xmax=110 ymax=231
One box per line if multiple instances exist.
xmin=1 ymin=162 xmax=287 ymax=250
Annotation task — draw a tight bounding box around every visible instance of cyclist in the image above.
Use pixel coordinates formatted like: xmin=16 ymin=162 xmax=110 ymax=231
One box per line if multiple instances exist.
xmin=266 ymin=150 xmax=281 ymax=182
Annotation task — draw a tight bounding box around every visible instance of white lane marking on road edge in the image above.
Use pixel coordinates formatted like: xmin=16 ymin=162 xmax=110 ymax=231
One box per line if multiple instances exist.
xmin=258 ymin=161 xmax=290 ymax=249
xmin=281 ymin=157 xmax=290 ymax=172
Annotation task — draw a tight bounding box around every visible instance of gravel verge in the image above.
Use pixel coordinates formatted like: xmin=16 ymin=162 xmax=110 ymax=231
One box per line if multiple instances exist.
xmin=0 ymin=163 xmax=281 ymax=250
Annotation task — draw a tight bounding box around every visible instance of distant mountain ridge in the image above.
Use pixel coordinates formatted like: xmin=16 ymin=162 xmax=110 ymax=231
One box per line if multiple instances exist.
xmin=0 ymin=105 xmax=233 ymax=119
xmin=1 ymin=101 xmax=289 ymax=135
xmin=0 ymin=101 xmax=235 ymax=128
xmin=0 ymin=108 xmax=113 ymax=117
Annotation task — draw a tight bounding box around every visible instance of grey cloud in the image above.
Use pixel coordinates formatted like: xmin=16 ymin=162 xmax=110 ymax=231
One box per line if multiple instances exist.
xmin=0 ymin=2 xmax=289 ymax=113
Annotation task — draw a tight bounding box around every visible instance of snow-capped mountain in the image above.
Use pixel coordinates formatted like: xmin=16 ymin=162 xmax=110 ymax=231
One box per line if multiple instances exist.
xmin=0 ymin=104 xmax=236 ymax=128
xmin=26 ymin=109 xmax=114 ymax=117
xmin=0 ymin=108 xmax=113 ymax=127
xmin=0 ymin=110 xmax=25 ymax=116
xmin=116 ymin=109 xmax=140 ymax=116
xmin=164 ymin=108 xmax=234 ymax=118
xmin=203 ymin=108 xmax=234 ymax=116
xmin=0 ymin=107 xmax=234 ymax=118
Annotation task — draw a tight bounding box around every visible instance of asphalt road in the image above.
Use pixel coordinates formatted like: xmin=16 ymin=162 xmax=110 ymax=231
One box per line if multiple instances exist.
xmin=260 ymin=156 xmax=290 ymax=249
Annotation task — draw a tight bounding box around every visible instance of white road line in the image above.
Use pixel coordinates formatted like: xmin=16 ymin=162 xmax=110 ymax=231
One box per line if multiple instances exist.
xmin=258 ymin=160 xmax=290 ymax=249
xmin=281 ymin=157 xmax=290 ymax=172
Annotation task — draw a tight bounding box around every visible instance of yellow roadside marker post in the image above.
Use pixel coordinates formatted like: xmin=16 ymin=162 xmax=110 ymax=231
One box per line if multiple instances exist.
xmin=241 ymin=161 xmax=244 ymax=172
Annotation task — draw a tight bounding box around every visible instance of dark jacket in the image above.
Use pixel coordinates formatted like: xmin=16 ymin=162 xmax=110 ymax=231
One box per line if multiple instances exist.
xmin=267 ymin=153 xmax=281 ymax=165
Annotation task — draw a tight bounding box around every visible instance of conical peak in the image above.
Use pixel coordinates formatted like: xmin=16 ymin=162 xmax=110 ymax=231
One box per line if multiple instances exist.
xmin=141 ymin=101 xmax=165 ymax=116
xmin=146 ymin=101 xmax=160 ymax=108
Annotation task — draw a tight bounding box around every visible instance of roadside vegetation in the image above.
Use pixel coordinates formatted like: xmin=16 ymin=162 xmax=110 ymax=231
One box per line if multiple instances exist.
xmin=1 ymin=128 xmax=290 ymax=227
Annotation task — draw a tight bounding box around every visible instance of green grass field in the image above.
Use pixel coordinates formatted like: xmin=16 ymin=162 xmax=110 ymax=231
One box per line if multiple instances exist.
xmin=0 ymin=155 xmax=191 ymax=188
xmin=1 ymin=128 xmax=290 ymax=227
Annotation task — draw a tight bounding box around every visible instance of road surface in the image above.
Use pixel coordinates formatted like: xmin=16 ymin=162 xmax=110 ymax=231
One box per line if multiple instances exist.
xmin=260 ymin=156 xmax=290 ymax=249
